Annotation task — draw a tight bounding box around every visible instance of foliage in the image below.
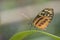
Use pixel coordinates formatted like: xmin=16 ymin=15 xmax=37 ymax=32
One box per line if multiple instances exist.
xmin=9 ymin=30 xmax=60 ymax=40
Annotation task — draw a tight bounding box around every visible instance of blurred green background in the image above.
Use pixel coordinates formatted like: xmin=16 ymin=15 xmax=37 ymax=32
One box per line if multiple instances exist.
xmin=1 ymin=0 xmax=60 ymax=40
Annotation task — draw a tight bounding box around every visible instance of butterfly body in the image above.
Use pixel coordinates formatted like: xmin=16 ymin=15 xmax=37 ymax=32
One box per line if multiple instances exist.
xmin=33 ymin=8 xmax=54 ymax=30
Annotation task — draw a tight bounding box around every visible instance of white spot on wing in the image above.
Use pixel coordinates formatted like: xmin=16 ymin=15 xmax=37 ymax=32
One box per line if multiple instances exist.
xmin=45 ymin=10 xmax=48 ymax=11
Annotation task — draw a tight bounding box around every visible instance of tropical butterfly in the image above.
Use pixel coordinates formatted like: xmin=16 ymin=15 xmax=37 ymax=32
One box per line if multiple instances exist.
xmin=33 ymin=8 xmax=54 ymax=30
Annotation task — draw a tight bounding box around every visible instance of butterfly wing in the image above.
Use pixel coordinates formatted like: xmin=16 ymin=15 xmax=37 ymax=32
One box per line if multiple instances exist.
xmin=33 ymin=8 xmax=54 ymax=30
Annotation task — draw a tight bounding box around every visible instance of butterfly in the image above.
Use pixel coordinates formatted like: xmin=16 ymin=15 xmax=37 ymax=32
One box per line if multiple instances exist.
xmin=33 ymin=8 xmax=54 ymax=30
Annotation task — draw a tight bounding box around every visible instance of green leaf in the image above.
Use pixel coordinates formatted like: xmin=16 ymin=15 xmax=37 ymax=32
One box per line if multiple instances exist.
xmin=9 ymin=30 xmax=60 ymax=40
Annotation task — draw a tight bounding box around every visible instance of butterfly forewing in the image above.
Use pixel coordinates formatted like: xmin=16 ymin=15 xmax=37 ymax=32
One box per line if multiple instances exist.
xmin=33 ymin=8 xmax=54 ymax=30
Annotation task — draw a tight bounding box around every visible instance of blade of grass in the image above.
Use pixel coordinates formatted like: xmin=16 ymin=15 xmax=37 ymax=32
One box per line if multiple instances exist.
xmin=9 ymin=30 xmax=60 ymax=40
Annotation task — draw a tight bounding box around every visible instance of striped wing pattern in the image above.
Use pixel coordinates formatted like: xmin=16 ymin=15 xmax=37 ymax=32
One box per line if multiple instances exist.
xmin=33 ymin=8 xmax=54 ymax=30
